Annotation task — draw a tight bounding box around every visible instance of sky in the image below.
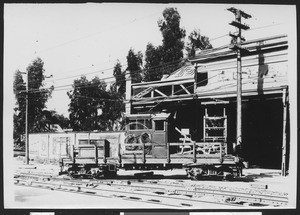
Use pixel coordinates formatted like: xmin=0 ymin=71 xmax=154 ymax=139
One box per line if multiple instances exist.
xmin=4 ymin=3 xmax=296 ymax=117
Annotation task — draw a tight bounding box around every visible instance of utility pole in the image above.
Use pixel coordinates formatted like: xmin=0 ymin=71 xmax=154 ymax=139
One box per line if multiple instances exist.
xmin=20 ymin=72 xmax=52 ymax=165
xmin=25 ymin=72 xmax=29 ymax=164
xmin=20 ymin=71 xmax=29 ymax=164
xmin=228 ymin=7 xmax=251 ymax=152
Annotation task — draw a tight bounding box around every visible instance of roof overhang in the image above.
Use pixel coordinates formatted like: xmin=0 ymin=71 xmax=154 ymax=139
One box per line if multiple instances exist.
xmin=131 ymin=85 xmax=288 ymax=106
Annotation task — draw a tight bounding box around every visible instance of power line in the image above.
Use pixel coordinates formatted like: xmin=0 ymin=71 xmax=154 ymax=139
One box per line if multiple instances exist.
xmin=20 ymin=21 xmax=283 ymax=87
xmin=147 ymin=72 xmax=221 ymax=113
xmin=16 ymin=57 xmax=187 ymax=94
xmin=36 ymin=11 xmax=162 ymax=54
xmin=16 ymin=21 xmax=285 ymax=95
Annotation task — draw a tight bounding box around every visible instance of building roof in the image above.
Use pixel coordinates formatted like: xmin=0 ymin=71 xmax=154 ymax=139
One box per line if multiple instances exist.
xmin=190 ymin=34 xmax=287 ymax=64
xmin=130 ymin=34 xmax=289 ymax=110
xmin=163 ymin=65 xmax=195 ymax=80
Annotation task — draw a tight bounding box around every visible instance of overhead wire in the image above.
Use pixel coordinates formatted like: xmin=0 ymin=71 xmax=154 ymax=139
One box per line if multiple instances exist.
xmin=16 ymin=57 xmax=189 ymax=94
xmin=20 ymin=21 xmax=283 ymax=87
xmin=36 ymin=10 xmax=162 ymax=54
xmin=15 ymin=21 xmax=285 ymax=96
xmin=147 ymin=72 xmax=222 ymax=113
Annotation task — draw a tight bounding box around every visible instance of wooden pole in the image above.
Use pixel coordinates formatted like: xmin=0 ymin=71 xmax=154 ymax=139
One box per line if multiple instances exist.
xmin=281 ymin=88 xmax=287 ymax=176
xmin=228 ymin=7 xmax=251 ymax=154
xmin=236 ymin=10 xmax=243 ymax=150
xmin=25 ymin=73 xmax=29 ymax=164
xmin=125 ymin=73 xmax=132 ymax=114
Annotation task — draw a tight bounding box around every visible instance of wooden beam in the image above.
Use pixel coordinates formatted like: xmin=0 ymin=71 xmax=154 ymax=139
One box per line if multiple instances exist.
xmin=281 ymin=88 xmax=288 ymax=176
xmin=154 ymin=89 xmax=167 ymax=97
xmin=180 ymin=84 xmax=191 ymax=95
xmin=132 ymin=86 xmax=286 ymax=105
xmin=132 ymin=78 xmax=194 ymax=89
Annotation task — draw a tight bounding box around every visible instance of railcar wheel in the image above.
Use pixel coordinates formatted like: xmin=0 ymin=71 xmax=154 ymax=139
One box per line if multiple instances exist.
xmin=103 ymin=170 xmax=117 ymax=179
xmin=194 ymin=168 xmax=208 ymax=180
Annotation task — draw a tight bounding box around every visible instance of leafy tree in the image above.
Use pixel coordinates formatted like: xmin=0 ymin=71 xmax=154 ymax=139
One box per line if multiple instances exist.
xmin=158 ymin=7 xmax=186 ymax=75
xmin=53 ymin=113 xmax=70 ymax=129
xmin=113 ymin=60 xmax=126 ymax=95
xmin=13 ymin=58 xmax=53 ymax=147
xmin=105 ymin=85 xmax=125 ymax=131
xmin=26 ymin=58 xmax=54 ymax=132
xmin=143 ymin=7 xmax=186 ymax=82
xmin=41 ymin=110 xmax=70 ymax=130
xmin=13 ymin=70 xmax=26 ymax=147
xmin=143 ymin=43 xmax=163 ymax=82
xmin=68 ymin=76 xmax=110 ymax=131
xmin=186 ymin=29 xmax=213 ymax=57
xmin=68 ymin=76 xmax=124 ymax=131
xmin=126 ymin=48 xmax=143 ymax=83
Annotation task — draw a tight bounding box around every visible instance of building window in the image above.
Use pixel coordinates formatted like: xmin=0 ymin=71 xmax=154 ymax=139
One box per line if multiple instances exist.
xmin=155 ymin=120 xmax=164 ymax=131
xmin=78 ymin=140 xmax=89 ymax=145
xmin=197 ymin=72 xmax=208 ymax=87
xmin=129 ymin=119 xmax=152 ymax=130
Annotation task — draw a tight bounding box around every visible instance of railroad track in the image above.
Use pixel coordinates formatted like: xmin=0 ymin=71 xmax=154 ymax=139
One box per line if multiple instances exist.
xmin=14 ymin=172 xmax=288 ymax=208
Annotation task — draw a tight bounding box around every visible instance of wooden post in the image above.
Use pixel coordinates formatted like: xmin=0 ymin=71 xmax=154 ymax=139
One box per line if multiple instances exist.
xmin=125 ymin=73 xmax=132 ymax=114
xmin=193 ymin=141 xmax=196 ymax=163
xmin=25 ymin=73 xmax=29 ymax=164
xmin=142 ymin=139 xmax=146 ymax=164
xmin=72 ymin=145 xmax=76 ymax=164
xmin=194 ymin=64 xmax=198 ymax=92
xmin=118 ymin=135 xmax=122 ymax=164
xmin=95 ymin=144 xmax=98 ymax=165
xmin=228 ymin=7 xmax=251 ymax=154
xmin=219 ymin=142 xmax=223 ymax=162
xmin=281 ymin=88 xmax=287 ymax=176
xmin=165 ymin=121 xmax=170 ymax=163
xmin=236 ymin=10 xmax=243 ymax=150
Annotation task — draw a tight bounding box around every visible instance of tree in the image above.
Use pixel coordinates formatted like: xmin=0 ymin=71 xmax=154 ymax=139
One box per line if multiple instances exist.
xmin=26 ymin=58 xmax=54 ymax=132
xmin=13 ymin=58 xmax=53 ymax=147
xmin=52 ymin=113 xmax=70 ymax=129
xmin=68 ymin=75 xmax=124 ymax=131
xmin=41 ymin=110 xmax=70 ymax=130
xmin=143 ymin=43 xmax=163 ymax=82
xmin=158 ymin=7 xmax=186 ymax=75
xmin=68 ymin=76 xmax=110 ymax=131
xmin=186 ymin=29 xmax=213 ymax=57
xmin=143 ymin=7 xmax=186 ymax=82
xmin=13 ymin=70 xmax=26 ymax=147
xmin=113 ymin=60 xmax=126 ymax=95
xmin=105 ymin=85 xmax=125 ymax=131
xmin=126 ymin=48 xmax=143 ymax=83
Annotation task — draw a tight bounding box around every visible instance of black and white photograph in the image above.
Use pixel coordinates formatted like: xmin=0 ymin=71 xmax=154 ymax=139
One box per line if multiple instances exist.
xmin=3 ymin=2 xmax=297 ymax=211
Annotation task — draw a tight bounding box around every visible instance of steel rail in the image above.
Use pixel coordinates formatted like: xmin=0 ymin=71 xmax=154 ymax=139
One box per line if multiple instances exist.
xmin=94 ymin=180 xmax=288 ymax=206
xmin=14 ymin=176 xmax=243 ymax=208
xmin=14 ymin=172 xmax=287 ymax=207
xmin=14 ymin=178 xmax=181 ymax=208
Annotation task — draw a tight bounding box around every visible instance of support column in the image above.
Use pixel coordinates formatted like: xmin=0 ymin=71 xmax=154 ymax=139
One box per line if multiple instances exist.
xmin=125 ymin=73 xmax=132 ymax=115
xmin=236 ymin=10 xmax=243 ymax=150
xmin=228 ymin=7 xmax=251 ymax=154
xmin=281 ymin=88 xmax=288 ymax=176
xmin=194 ymin=64 xmax=198 ymax=92
xmin=236 ymin=37 xmax=242 ymax=149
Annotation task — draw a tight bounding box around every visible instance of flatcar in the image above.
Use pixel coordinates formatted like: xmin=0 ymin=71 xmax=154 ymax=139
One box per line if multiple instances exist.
xmin=59 ymin=112 xmax=243 ymax=180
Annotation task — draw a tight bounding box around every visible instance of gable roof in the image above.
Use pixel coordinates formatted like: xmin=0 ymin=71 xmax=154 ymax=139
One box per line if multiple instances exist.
xmin=164 ymin=65 xmax=195 ymax=80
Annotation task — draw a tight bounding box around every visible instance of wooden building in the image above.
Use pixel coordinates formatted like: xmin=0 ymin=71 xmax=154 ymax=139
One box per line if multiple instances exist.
xmin=125 ymin=35 xmax=289 ymax=174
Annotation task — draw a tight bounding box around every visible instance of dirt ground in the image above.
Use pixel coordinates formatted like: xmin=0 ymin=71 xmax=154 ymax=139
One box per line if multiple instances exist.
xmin=6 ymin=157 xmax=296 ymax=209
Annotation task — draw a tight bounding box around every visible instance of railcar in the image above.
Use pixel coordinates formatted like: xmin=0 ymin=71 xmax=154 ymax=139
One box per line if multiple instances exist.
xmin=59 ymin=112 xmax=243 ymax=180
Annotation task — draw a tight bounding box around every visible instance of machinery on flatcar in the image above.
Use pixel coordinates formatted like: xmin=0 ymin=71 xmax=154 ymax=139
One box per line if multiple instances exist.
xmin=60 ymin=112 xmax=243 ymax=180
